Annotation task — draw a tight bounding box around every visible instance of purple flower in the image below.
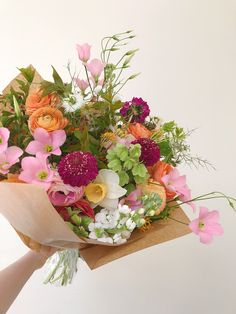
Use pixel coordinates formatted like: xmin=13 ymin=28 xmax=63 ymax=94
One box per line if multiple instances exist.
xmin=120 ymin=97 xmax=150 ymax=123
xmin=132 ymin=138 xmax=160 ymax=167
xmin=58 ymin=152 xmax=98 ymax=187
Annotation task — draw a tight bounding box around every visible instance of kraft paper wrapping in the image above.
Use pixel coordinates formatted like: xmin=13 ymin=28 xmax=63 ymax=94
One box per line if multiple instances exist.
xmin=0 ymin=69 xmax=192 ymax=269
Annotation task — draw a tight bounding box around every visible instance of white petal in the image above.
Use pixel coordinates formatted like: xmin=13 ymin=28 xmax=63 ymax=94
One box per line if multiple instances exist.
xmin=106 ymin=183 xmax=127 ymax=199
xmin=95 ymin=169 xmax=120 ymax=185
xmin=99 ymin=198 xmax=119 ymax=210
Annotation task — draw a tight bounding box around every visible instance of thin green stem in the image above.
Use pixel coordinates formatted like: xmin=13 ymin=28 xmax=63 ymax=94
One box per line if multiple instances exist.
xmin=168 ymin=216 xmax=189 ymax=226
xmin=84 ymin=65 xmax=94 ymax=96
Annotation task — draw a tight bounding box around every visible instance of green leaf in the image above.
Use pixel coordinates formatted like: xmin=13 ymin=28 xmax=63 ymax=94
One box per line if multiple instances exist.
xmin=123 ymin=159 xmax=133 ymax=170
xmin=52 ymin=66 xmax=64 ymax=87
xmin=119 ymin=171 xmax=130 ymax=186
xmin=18 ymin=66 xmax=35 ymax=83
xmin=132 ymin=164 xmax=147 ymax=177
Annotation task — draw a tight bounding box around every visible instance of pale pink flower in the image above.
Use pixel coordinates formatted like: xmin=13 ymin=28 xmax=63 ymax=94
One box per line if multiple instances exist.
xmin=162 ymin=168 xmax=195 ymax=209
xmin=0 ymin=146 xmax=23 ymax=174
xmin=189 ymin=207 xmax=223 ymax=244
xmin=86 ymin=59 xmax=105 ymax=80
xmin=19 ymin=156 xmax=54 ymax=190
xmin=76 ymin=43 xmax=91 ymax=63
xmin=120 ymin=187 xmax=142 ymax=210
xmin=75 ymin=78 xmax=89 ymax=91
xmin=90 ymin=76 xmax=104 ymax=87
xmin=25 ymin=128 xmax=66 ymax=157
xmin=48 ymin=174 xmax=84 ymax=206
xmin=0 ymin=127 xmax=10 ymax=153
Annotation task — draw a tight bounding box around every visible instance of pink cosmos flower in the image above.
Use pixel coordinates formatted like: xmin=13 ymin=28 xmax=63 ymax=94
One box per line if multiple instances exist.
xmin=76 ymin=43 xmax=91 ymax=63
xmin=48 ymin=174 xmax=84 ymax=206
xmin=0 ymin=146 xmax=23 ymax=175
xmin=25 ymin=128 xmax=66 ymax=157
xmin=86 ymin=59 xmax=105 ymax=80
xmin=19 ymin=156 xmax=54 ymax=190
xmin=75 ymin=78 xmax=89 ymax=91
xmin=0 ymin=127 xmax=10 ymax=153
xmin=189 ymin=207 xmax=223 ymax=244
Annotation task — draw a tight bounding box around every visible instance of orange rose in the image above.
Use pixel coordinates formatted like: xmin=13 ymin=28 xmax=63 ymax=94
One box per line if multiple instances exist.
xmin=25 ymin=91 xmax=60 ymax=115
xmin=128 ymin=123 xmax=152 ymax=139
xmin=148 ymin=161 xmax=176 ymax=200
xmin=138 ymin=180 xmax=166 ymax=215
xmin=28 ymin=106 xmax=68 ymax=133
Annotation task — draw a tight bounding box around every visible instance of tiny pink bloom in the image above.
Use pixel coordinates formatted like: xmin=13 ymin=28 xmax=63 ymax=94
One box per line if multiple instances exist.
xmin=19 ymin=156 xmax=54 ymax=190
xmin=86 ymin=59 xmax=105 ymax=80
xmin=189 ymin=207 xmax=223 ymax=244
xmin=178 ymin=185 xmax=196 ymax=211
xmin=76 ymin=43 xmax=91 ymax=63
xmin=0 ymin=146 xmax=23 ymax=174
xmin=25 ymin=128 xmax=66 ymax=157
xmin=48 ymin=173 xmax=84 ymax=206
xmin=0 ymin=127 xmax=10 ymax=153
xmin=75 ymin=78 xmax=89 ymax=91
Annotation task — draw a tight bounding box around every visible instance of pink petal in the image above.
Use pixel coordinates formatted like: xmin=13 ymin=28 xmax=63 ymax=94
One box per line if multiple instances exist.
xmin=51 ymin=130 xmax=66 ymax=148
xmin=199 ymin=206 xmax=209 ymax=219
xmin=52 ymin=148 xmax=61 ymax=156
xmin=205 ymin=223 xmax=224 ymax=236
xmin=199 ymin=232 xmax=213 ymax=244
xmin=189 ymin=219 xmax=200 ymax=234
xmin=5 ymin=146 xmax=23 ymax=163
xmin=25 ymin=141 xmax=45 ymax=155
xmin=204 ymin=210 xmax=220 ymax=223
xmin=34 ymin=128 xmax=51 ymax=145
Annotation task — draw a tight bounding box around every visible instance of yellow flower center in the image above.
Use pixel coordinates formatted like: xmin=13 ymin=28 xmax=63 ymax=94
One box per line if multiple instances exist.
xmin=198 ymin=220 xmax=205 ymax=230
xmin=85 ymin=183 xmax=108 ymax=204
xmin=44 ymin=144 xmax=53 ymax=152
xmin=0 ymin=136 xmax=2 ymax=144
xmin=37 ymin=170 xmax=48 ymax=181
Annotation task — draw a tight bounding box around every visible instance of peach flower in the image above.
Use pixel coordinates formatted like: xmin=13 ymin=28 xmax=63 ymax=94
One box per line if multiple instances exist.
xmin=128 ymin=123 xmax=152 ymax=139
xmin=25 ymin=91 xmax=60 ymax=115
xmin=28 ymin=107 xmax=68 ymax=133
xmin=148 ymin=161 xmax=176 ymax=200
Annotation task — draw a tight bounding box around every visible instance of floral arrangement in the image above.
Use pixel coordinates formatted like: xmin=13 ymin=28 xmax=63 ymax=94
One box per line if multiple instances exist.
xmin=0 ymin=31 xmax=235 ymax=284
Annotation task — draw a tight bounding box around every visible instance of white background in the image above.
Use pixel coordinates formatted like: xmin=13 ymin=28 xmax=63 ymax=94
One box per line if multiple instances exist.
xmin=0 ymin=0 xmax=236 ymax=313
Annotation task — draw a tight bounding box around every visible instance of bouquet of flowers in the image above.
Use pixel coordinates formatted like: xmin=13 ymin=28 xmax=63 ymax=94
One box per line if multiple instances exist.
xmin=0 ymin=31 xmax=235 ymax=285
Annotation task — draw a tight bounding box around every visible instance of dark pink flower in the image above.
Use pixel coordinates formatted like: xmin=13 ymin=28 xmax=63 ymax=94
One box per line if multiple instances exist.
xmin=120 ymin=97 xmax=150 ymax=123
xmin=58 ymin=151 xmax=98 ymax=187
xmin=131 ymin=138 xmax=160 ymax=167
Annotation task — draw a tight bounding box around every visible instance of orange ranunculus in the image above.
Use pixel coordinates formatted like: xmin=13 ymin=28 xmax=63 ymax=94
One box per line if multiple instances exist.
xmin=28 ymin=106 xmax=68 ymax=133
xmin=148 ymin=160 xmax=176 ymax=200
xmin=138 ymin=180 xmax=166 ymax=215
xmin=128 ymin=123 xmax=152 ymax=139
xmin=25 ymin=91 xmax=60 ymax=115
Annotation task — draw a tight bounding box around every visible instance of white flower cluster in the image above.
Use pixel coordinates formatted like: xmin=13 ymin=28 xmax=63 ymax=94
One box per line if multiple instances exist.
xmin=88 ymin=204 xmax=137 ymax=244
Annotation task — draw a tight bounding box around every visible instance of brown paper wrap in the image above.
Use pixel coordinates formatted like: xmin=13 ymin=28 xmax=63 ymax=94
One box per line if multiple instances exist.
xmin=0 ymin=69 xmax=191 ymax=269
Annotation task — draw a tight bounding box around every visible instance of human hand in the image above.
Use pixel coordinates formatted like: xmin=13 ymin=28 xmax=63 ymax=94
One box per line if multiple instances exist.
xmin=26 ymin=246 xmax=58 ymax=270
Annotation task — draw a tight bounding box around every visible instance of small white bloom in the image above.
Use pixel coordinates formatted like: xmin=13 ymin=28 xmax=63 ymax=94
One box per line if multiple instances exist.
xmin=88 ymin=223 xmax=95 ymax=232
xmin=98 ymin=237 xmax=113 ymax=244
xmin=89 ymin=231 xmax=97 ymax=239
xmin=95 ymin=212 xmax=107 ymax=224
xmin=121 ymin=230 xmax=131 ymax=239
xmin=62 ymin=93 xmax=84 ymax=112
xmin=138 ymin=208 xmax=145 ymax=215
xmin=118 ymin=204 xmax=131 ymax=215
xmin=126 ymin=218 xmax=136 ymax=231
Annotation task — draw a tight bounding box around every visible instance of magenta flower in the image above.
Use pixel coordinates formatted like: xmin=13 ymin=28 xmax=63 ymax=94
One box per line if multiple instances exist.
xmin=25 ymin=128 xmax=66 ymax=157
xmin=131 ymin=138 xmax=160 ymax=166
xmin=58 ymin=151 xmax=98 ymax=187
xmin=0 ymin=127 xmax=10 ymax=153
xmin=76 ymin=43 xmax=91 ymax=63
xmin=189 ymin=207 xmax=223 ymax=244
xmin=19 ymin=156 xmax=54 ymax=190
xmin=120 ymin=97 xmax=150 ymax=123
xmin=0 ymin=146 xmax=23 ymax=175
xmin=75 ymin=78 xmax=89 ymax=92
xmin=86 ymin=59 xmax=105 ymax=80
xmin=48 ymin=174 xmax=84 ymax=206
